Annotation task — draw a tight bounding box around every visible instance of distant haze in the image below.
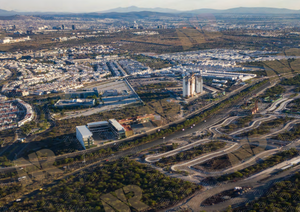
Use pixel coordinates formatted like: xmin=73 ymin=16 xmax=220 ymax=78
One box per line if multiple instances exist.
xmin=1 ymin=0 xmax=300 ymax=13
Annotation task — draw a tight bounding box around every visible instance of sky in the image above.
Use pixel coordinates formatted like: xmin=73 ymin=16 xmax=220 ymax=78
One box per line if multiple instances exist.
xmin=1 ymin=0 xmax=300 ymax=12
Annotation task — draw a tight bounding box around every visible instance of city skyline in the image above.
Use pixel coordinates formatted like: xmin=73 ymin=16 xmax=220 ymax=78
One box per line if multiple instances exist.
xmin=1 ymin=0 xmax=300 ymax=13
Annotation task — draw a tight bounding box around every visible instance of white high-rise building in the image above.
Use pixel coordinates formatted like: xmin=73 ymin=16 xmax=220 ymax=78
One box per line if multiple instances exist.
xmin=195 ymin=75 xmax=203 ymax=94
xmin=183 ymin=77 xmax=191 ymax=97
xmin=183 ymin=73 xmax=203 ymax=98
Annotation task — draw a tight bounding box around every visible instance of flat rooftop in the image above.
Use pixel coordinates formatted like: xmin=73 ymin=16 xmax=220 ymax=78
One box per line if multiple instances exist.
xmin=109 ymin=119 xmax=125 ymax=132
xmin=76 ymin=125 xmax=93 ymax=137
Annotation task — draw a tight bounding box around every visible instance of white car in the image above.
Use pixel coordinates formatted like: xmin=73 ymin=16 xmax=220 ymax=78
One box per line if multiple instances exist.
xmin=15 ymin=199 xmax=21 ymax=202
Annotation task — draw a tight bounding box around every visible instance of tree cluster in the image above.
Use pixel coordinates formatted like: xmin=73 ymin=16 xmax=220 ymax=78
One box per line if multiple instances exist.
xmin=8 ymin=159 xmax=201 ymax=212
xmin=235 ymin=172 xmax=300 ymax=212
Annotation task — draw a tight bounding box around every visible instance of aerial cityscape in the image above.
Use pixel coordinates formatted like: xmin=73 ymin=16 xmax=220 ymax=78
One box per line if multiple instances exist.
xmin=1 ymin=1 xmax=300 ymax=211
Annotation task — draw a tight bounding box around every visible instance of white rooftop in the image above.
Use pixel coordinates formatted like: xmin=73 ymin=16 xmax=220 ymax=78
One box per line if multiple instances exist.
xmin=76 ymin=125 xmax=93 ymax=138
xmin=109 ymin=119 xmax=125 ymax=132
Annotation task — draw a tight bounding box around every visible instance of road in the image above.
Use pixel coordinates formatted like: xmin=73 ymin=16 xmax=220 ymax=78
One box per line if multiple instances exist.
xmin=168 ymin=156 xmax=300 ymax=212
xmin=274 ymin=94 xmax=300 ymax=113
xmin=174 ymin=147 xmax=279 ymax=178
xmin=145 ymin=113 xmax=282 ymax=178
xmin=171 ymin=142 xmax=239 ymax=172
xmin=263 ymin=97 xmax=288 ymax=113
xmin=229 ymin=115 xmax=276 ymax=136
xmin=0 ymin=79 xmax=268 ymax=174
xmin=145 ymin=139 xmax=210 ymax=163
xmin=209 ymin=116 xmax=238 ymax=137
xmin=165 ymin=91 xmax=300 ymax=211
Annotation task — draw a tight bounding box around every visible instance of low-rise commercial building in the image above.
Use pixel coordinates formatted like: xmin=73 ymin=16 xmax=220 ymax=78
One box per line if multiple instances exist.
xmin=54 ymin=99 xmax=95 ymax=108
xmin=76 ymin=126 xmax=94 ymax=149
xmin=76 ymin=119 xmax=127 ymax=149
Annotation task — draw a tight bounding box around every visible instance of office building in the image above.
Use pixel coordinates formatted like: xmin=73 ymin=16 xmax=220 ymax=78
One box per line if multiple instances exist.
xmin=76 ymin=126 xmax=94 ymax=149
xmin=54 ymin=99 xmax=95 ymax=108
xmin=76 ymin=119 xmax=126 ymax=149
xmin=109 ymin=119 xmax=126 ymax=139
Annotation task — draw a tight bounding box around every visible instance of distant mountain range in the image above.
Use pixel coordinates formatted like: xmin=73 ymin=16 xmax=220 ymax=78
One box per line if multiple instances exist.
xmin=0 ymin=9 xmax=18 ymax=16
xmin=102 ymin=6 xmax=300 ymax=14
xmin=189 ymin=7 xmax=300 ymax=14
xmin=99 ymin=6 xmax=300 ymax=14
xmin=100 ymin=6 xmax=180 ymax=14
xmin=1 ymin=6 xmax=300 ymax=16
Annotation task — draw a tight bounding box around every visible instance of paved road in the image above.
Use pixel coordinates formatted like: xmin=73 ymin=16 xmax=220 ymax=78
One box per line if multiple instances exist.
xmin=262 ymin=98 xmax=288 ymax=113
xmin=178 ymin=148 xmax=279 ymax=178
xmin=169 ymin=154 xmax=300 ymax=212
xmin=209 ymin=116 xmax=238 ymax=137
xmin=171 ymin=142 xmax=239 ymax=172
xmin=229 ymin=115 xmax=276 ymax=136
xmin=274 ymin=94 xmax=300 ymax=113
xmin=246 ymin=119 xmax=300 ymax=141
xmin=145 ymin=139 xmax=210 ymax=163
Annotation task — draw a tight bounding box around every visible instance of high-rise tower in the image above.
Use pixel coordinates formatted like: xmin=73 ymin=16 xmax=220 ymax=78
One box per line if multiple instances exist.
xmin=183 ymin=73 xmax=203 ymax=98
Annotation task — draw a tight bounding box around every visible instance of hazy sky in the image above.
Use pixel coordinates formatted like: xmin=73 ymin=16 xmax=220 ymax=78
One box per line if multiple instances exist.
xmin=1 ymin=0 xmax=300 ymax=12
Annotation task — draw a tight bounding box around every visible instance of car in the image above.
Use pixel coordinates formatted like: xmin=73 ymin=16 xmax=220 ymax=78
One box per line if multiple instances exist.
xmin=204 ymin=120 xmax=207 ymax=122
xmin=182 ymin=129 xmax=185 ymax=131
xmin=15 ymin=199 xmax=21 ymax=202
